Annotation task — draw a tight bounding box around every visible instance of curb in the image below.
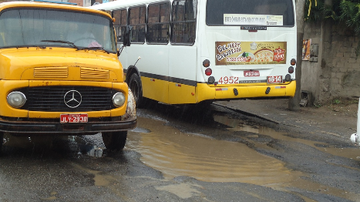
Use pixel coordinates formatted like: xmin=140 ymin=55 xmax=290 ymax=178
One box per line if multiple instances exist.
xmin=213 ymin=102 xmax=280 ymax=125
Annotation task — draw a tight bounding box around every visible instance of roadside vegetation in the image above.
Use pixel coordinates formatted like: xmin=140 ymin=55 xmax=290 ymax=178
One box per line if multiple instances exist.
xmin=306 ymin=0 xmax=360 ymax=54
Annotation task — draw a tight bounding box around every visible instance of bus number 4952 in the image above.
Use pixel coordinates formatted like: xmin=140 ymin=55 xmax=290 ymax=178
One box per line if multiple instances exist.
xmin=218 ymin=76 xmax=239 ymax=84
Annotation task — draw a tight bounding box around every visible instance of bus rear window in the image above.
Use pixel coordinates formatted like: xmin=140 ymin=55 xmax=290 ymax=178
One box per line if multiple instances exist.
xmin=206 ymin=0 xmax=294 ymax=26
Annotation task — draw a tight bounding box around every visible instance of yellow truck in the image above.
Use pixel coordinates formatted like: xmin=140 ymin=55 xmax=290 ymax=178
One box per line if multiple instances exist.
xmin=0 ymin=1 xmax=136 ymax=153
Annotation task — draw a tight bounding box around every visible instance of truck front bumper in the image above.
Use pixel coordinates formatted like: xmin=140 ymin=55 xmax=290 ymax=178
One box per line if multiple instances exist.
xmin=0 ymin=117 xmax=137 ymax=135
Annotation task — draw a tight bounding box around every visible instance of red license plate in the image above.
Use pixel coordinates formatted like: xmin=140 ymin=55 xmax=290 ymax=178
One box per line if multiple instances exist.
xmin=267 ymin=76 xmax=282 ymax=84
xmin=60 ymin=114 xmax=88 ymax=123
xmin=244 ymin=70 xmax=260 ymax=77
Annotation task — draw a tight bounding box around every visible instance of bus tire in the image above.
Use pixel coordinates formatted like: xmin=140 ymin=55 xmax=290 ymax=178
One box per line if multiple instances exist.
xmin=102 ymin=131 xmax=127 ymax=152
xmin=0 ymin=132 xmax=3 ymax=156
xmin=198 ymin=100 xmax=213 ymax=108
xmin=128 ymin=73 xmax=145 ymax=107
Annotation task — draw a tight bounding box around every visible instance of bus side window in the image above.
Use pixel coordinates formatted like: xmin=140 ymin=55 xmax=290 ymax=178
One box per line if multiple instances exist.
xmin=113 ymin=9 xmax=127 ymax=43
xmin=129 ymin=6 xmax=146 ymax=43
xmin=171 ymin=0 xmax=197 ymax=44
xmin=147 ymin=2 xmax=170 ymax=44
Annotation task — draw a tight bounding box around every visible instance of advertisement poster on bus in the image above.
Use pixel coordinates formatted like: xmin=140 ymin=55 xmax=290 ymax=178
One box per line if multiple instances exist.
xmin=215 ymin=41 xmax=287 ymax=65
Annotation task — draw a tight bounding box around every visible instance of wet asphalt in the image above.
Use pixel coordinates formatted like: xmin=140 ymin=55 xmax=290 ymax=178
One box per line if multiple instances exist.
xmin=0 ymin=102 xmax=360 ymax=202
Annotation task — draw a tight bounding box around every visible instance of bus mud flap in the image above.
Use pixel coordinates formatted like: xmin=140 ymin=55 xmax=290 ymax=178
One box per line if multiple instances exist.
xmin=233 ymin=88 xmax=239 ymax=96
xmin=265 ymin=87 xmax=271 ymax=94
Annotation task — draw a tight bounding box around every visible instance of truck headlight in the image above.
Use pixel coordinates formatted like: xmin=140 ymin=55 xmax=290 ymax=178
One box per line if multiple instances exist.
xmin=7 ymin=91 xmax=27 ymax=108
xmin=112 ymin=92 xmax=125 ymax=107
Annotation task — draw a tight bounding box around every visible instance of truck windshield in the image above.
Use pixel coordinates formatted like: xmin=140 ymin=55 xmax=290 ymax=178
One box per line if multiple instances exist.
xmin=206 ymin=0 xmax=294 ymax=26
xmin=0 ymin=8 xmax=117 ymax=52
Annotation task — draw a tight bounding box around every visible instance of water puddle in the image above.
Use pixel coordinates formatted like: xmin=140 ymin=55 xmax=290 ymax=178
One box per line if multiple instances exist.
xmin=127 ymin=116 xmax=302 ymax=186
xmin=155 ymin=183 xmax=201 ymax=199
xmin=41 ymin=191 xmax=58 ymax=201
xmin=1 ymin=133 xmax=106 ymax=158
xmin=127 ymin=112 xmax=360 ymax=201
xmin=69 ymin=162 xmax=112 ymax=187
xmin=214 ymin=114 xmax=360 ymax=161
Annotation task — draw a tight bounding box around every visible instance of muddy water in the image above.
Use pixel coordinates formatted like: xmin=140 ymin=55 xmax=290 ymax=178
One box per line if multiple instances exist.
xmin=214 ymin=114 xmax=360 ymax=161
xmin=213 ymin=114 xmax=360 ymax=200
xmin=127 ymin=116 xmax=303 ymax=186
xmin=127 ymin=112 xmax=360 ymax=201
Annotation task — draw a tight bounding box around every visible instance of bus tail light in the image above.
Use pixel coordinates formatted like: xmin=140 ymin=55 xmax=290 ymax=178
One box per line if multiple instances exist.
xmin=290 ymin=58 xmax=296 ymax=66
xmin=208 ymin=76 xmax=215 ymax=84
xmin=203 ymin=59 xmax=210 ymax=67
xmin=288 ymin=66 xmax=294 ymax=74
xmin=205 ymin=68 xmax=212 ymax=76
xmin=284 ymin=74 xmax=291 ymax=81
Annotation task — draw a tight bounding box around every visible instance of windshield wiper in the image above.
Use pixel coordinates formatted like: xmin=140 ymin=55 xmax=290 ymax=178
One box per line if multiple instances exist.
xmin=78 ymin=46 xmax=110 ymax=54
xmin=40 ymin=40 xmax=79 ymax=49
xmin=40 ymin=40 xmax=111 ymax=53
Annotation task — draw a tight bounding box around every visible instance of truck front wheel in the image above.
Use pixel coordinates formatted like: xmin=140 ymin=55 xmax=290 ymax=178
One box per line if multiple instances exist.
xmin=0 ymin=132 xmax=3 ymax=155
xmin=102 ymin=131 xmax=127 ymax=152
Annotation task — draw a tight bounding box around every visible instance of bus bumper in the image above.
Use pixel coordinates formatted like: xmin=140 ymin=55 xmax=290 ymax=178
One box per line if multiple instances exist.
xmin=197 ymin=81 xmax=296 ymax=102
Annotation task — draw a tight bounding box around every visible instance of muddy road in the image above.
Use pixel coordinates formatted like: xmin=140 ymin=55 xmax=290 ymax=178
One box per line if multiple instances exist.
xmin=1 ymin=102 xmax=360 ymax=202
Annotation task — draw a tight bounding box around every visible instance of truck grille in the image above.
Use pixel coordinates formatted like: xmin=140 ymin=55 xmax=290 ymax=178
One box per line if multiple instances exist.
xmin=19 ymin=86 xmax=116 ymax=112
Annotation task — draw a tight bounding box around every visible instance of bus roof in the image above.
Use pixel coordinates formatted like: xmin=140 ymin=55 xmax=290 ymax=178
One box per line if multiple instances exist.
xmin=90 ymin=0 xmax=169 ymax=11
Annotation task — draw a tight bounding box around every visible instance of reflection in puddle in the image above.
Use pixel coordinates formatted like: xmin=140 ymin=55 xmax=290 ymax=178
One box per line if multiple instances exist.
xmin=2 ymin=133 xmax=106 ymax=158
xmin=85 ymin=146 xmax=104 ymax=158
xmin=127 ymin=116 xmax=302 ymax=186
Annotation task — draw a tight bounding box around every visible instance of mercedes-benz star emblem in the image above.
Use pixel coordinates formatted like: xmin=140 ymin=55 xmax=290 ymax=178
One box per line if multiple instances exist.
xmin=64 ymin=90 xmax=82 ymax=108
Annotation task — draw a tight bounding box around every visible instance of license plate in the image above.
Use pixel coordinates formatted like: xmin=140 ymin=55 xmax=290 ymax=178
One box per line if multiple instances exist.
xmin=267 ymin=76 xmax=282 ymax=84
xmin=60 ymin=114 xmax=88 ymax=123
xmin=244 ymin=70 xmax=260 ymax=77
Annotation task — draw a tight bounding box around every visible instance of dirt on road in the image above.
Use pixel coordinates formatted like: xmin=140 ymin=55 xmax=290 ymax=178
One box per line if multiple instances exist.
xmin=215 ymin=97 xmax=359 ymax=144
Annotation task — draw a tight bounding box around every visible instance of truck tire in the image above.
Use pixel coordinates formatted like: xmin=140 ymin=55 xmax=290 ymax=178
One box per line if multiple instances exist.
xmin=0 ymin=132 xmax=3 ymax=155
xmin=102 ymin=131 xmax=127 ymax=152
xmin=128 ymin=73 xmax=145 ymax=107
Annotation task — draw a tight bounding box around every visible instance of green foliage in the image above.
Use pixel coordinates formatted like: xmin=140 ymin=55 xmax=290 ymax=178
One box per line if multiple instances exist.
xmin=338 ymin=0 xmax=360 ymax=54
xmin=305 ymin=0 xmax=323 ymax=21
xmin=305 ymin=0 xmax=342 ymax=22
xmin=305 ymin=0 xmax=360 ymax=55
xmin=339 ymin=1 xmax=360 ymax=34
xmin=313 ymin=102 xmax=322 ymax=108
xmin=333 ymin=99 xmax=341 ymax=104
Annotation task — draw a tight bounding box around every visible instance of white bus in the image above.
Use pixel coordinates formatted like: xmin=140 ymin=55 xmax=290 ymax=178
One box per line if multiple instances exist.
xmin=91 ymin=0 xmax=297 ymax=107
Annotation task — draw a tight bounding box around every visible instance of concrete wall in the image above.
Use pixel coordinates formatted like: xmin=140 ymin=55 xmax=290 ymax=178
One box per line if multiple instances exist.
xmin=301 ymin=22 xmax=322 ymax=104
xmin=301 ymin=20 xmax=360 ymax=105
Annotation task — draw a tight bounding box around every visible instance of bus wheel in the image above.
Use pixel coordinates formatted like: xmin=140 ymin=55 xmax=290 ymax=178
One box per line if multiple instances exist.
xmin=198 ymin=100 xmax=213 ymax=108
xmin=128 ymin=73 xmax=145 ymax=107
xmin=102 ymin=131 xmax=127 ymax=152
xmin=0 ymin=132 xmax=3 ymax=155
